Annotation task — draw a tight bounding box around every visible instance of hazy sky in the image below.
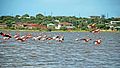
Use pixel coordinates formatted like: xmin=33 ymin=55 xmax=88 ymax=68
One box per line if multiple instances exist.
xmin=0 ymin=0 xmax=120 ymax=17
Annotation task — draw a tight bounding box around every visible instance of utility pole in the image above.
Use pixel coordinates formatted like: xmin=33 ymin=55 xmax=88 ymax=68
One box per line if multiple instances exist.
xmin=78 ymin=13 xmax=81 ymax=18
xmin=106 ymin=13 xmax=108 ymax=18
xmin=51 ymin=12 xmax=53 ymax=16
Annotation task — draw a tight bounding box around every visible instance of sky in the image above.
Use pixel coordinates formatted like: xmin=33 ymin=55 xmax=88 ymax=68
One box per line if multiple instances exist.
xmin=0 ymin=0 xmax=120 ymax=17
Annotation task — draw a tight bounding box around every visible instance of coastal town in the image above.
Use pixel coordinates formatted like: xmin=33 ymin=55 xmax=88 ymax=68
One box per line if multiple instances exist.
xmin=0 ymin=13 xmax=120 ymax=31
xmin=1 ymin=0 xmax=120 ymax=68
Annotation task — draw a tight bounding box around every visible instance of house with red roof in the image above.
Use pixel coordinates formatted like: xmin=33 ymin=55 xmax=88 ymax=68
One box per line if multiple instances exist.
xmin=15 ymin=22 xmax=47 ymax=29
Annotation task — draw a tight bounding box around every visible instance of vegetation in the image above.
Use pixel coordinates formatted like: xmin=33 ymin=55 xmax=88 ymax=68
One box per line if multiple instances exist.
xmin=0 ymin=13 xmax=120 ymax=31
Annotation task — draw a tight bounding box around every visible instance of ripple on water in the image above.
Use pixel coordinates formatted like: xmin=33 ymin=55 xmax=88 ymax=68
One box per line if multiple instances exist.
xmin=0 ymin=32 xmax=120 ymax=68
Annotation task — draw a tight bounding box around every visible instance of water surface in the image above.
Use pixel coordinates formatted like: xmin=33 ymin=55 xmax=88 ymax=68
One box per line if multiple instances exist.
xmin=0 ymin=32 xmax=120 ymax=68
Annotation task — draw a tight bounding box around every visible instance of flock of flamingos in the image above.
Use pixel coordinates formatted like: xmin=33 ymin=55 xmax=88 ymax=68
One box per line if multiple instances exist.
xmin=0 ymin=23 xmax=102 ymax=45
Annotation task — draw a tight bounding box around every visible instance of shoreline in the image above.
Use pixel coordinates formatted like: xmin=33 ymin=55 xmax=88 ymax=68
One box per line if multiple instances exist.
xmin=0 ymin=29 xmax=119 ymax=32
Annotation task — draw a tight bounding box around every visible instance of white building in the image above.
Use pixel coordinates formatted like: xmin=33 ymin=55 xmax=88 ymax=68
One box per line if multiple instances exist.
xmin=55 ymin=22 xmax=75 ymax=29
xmin=110 ymin=21 xmax=120 ymax=24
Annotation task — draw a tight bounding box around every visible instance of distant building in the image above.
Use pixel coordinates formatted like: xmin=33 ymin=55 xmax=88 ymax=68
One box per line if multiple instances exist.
xmin=39 ymin=24 xmax=47 ymax=30
xmin=89 ymin=16 xmax=101 ymax=19
xmin=55 ymin=22 xmax=75 ymax=30
xmin=47 ymin=23 xmax=55 ymax=27
xmin=110 ymin=21 xmax=120 ymax=25
xmin=0 ymin=23 xmax=7 ymax=28
xmin=15 ymin=22 xmax=47 ymax=29
xmin=14 ymin=22 xmax=25 ymax=28
xmin=24 ymin=23 xmax=47 ymax=29
xmin=47 ymin=23 xmax=56 ymax=29
xmin=23 ymin=23 xmax=39 ymax=29
xmin=109 ymin=21 xmax=120 ymax=30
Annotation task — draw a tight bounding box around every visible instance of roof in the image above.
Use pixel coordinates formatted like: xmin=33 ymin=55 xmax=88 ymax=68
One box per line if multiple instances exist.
xmin=66 ymin=26 xmax=75 ymax=29
xmin=26 ymin=24 xmax=38 ymax=26
xmin=47 ymin=23 xmax=55 ymax=25
xmin=59 ymin=22 xmax=72 ymax=25
xmin=47 ymin=23 xmax=55 ymax=27
xmin=23 ymin=23 xmax=39 ymax=27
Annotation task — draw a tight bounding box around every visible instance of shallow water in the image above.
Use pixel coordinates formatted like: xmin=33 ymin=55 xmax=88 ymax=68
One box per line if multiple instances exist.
xmin=0 ymin=31 xmax=120 ymax=68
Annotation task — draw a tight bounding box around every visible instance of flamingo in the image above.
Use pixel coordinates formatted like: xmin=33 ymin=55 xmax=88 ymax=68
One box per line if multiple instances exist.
xmin=14 ymin=33 xmax=31 ymax=42
xmin=80 ymin=38 xmax=92 ymax=42
xmin=94 ymin=39 xmax=102 ymax=45
xmin=0 ymin=32 xmax=12 ymax=40
xmin=91 ymin=29 xmax=100 ymax=34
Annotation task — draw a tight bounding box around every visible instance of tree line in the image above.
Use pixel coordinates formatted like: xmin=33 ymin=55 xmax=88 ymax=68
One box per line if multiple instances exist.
xmin=0 ymin=13 xmax=120 ymax=30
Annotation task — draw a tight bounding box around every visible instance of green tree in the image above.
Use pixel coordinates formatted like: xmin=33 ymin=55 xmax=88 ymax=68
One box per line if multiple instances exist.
xmin=96 ymin=24 xmax=106 ymax=29
xmin=36 ymin=13 xmax=44 ymax=19
xmin=5 ymin=20 xmax=14 ymax=27
xmin=22 ymin=14 xmax=29 ymax=18
xmin=15 ymin=15 xmax=21 ymax=18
